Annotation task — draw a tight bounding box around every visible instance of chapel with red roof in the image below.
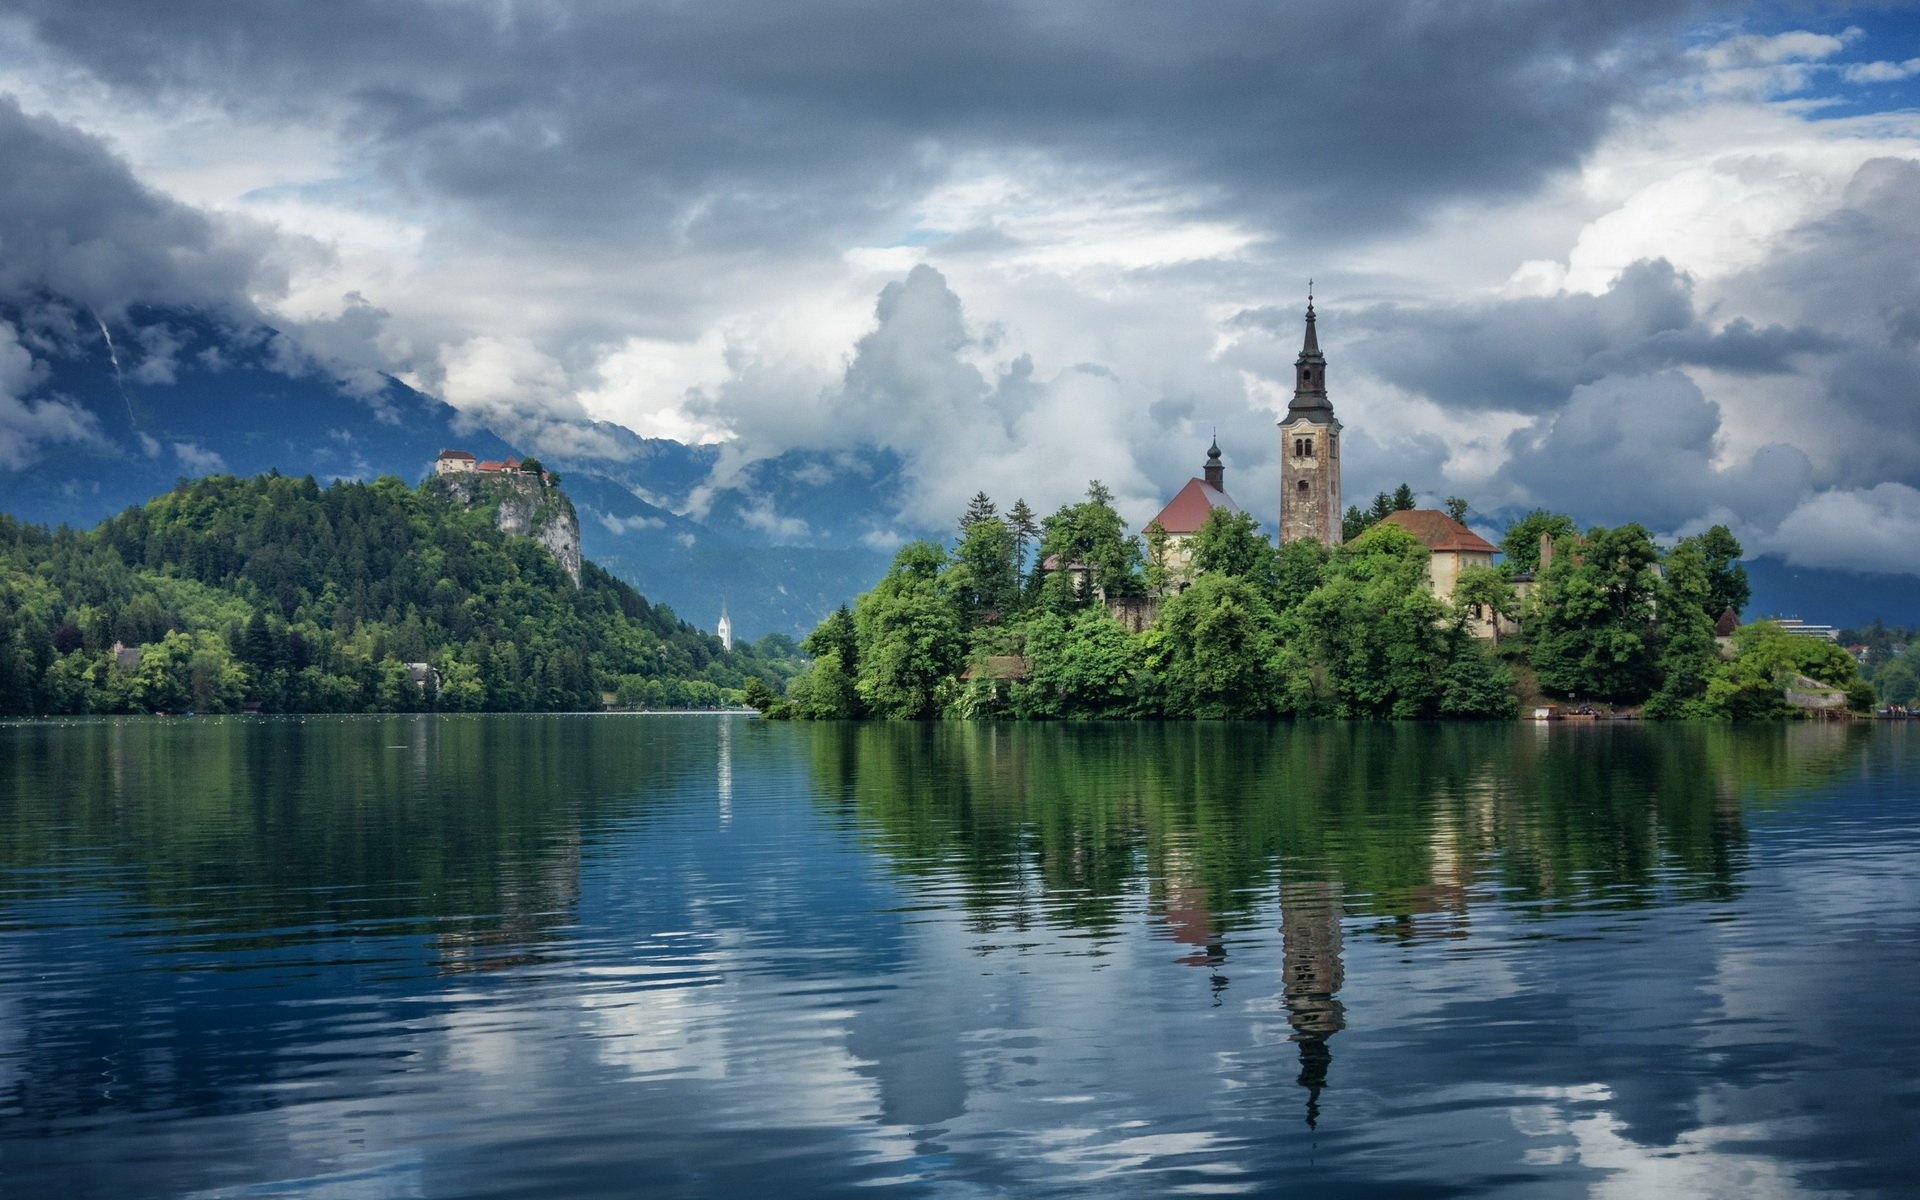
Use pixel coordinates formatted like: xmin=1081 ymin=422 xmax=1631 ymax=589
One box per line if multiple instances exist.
xmin=1144 ymin=436 xmax=1241 ymax=587
xmin=1141 ymin=295 xmax=1512 ymax=638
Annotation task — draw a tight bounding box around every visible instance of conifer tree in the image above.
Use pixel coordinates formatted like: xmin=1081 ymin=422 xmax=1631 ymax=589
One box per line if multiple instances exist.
xmin=1006 ymin=498 xmax=1038 ymax=579
xmin=959 ymin=491 xmax=998 ymax=534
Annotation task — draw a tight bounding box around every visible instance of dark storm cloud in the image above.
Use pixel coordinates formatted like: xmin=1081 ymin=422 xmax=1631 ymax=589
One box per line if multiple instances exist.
xmin=1230 ymin=259 xmax=1832 ymax=415
xmin=1725 ymin=157 xmax=1920 ymax=489
xmin=7 ymin=0 xmax=1718 ymax=252
xmin=1502 ymin=371 xmax=1812 ymax=531
xmin=0 ymin=98 xmax=277 ymax=315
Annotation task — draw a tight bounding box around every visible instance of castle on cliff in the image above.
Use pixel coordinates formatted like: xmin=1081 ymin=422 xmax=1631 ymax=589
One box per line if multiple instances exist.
xmin=434 ymin=449 xmax=549 ymax=481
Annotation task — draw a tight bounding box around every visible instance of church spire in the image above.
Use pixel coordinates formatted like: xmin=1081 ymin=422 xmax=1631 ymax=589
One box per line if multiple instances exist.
xmin=1203 ymin=433 xmax=1224 ymax=491
xmin=1278 ymin=282 xmax=1342 ymax=546
xmin=1289 ymin=287 xmax=1330 ymax=416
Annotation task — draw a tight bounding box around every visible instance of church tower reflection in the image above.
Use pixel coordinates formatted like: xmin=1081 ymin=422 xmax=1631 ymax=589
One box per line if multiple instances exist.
xmin=1279 ymin=877 xmax=1346 ymax=1129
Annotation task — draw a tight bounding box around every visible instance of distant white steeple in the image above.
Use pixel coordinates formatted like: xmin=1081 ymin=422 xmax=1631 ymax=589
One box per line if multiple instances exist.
xmin=717 ymin=601 xmax=733 ymax=651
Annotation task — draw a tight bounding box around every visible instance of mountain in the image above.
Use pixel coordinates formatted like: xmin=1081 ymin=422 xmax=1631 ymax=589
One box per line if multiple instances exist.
xmin=0 ymin=298 xmax=894 ymax=637
xmin=2 ymin=297 xmax=518 ymax=526
xmin=1744 ymin=555 xmax=1919 ymax=629
xmin=546 ymin=436 xmax=903 ymax=634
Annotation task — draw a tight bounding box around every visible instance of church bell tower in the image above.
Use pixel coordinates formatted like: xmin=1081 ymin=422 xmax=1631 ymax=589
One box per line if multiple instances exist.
xmin=1278 ymin=288 xmax=1342 ymax=545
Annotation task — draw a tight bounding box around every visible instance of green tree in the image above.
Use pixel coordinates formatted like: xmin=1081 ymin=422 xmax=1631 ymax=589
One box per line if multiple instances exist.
xmin=1341 ymin=504 xmax=1370 ymax=543
xmin=376 ymin=659 xmax=424 ymax=712
xmin=437 ymin=655 xmax=486 ymax=711
xmin=127 ymin=631 xmax=194 ymax=712
xmin=1437 ymin=639 xmax=1519 ymax=718
xmin=1015 ymin=608 xmax=1143 ymax=719
xmin=1144 ymin=573 xmax=1303 ymax=718
xmin=1643 ymin=538 xmax=1721 ymax=719
xmin=1444 ymin=496 xmax=1470 ymax=523
xmin=1689 ymin=524 xmax=1750 ymax=619
xmin=42 ymin=651 xmax=105 ymax=714
xmin=1272 ymin=538 xmax=1329 ymax=613
xmin=1037 ymin=481 xmax=1144 ymax=602
xmin=1006 ymin=498 xmax=1039 ymax=580
xmin=789 ymin=648 xmax=861 ymax=718
xmin=1295 ymin=524 xmax=1454 ymax=717
xmin=958 ymin=491 xmax=998 ymax=533
xmin=949 ymin=513 xmax=1021 ymax=623
xmin=740 ymin=677 xmax=777 ymax=712
xmin=1499 ymin=509 xmax=1577 ymax=577
xmin=852 ymin=542 xmax=965 ymax=719
xmin=794 ymin=605 xmax=864 ymax=719
xmin=1876 ymin=655 xmax=1919 ymax=707
xmin=1142 ymin=520 xmax=1175 ymax=596
xmin=1526 ymin=524 xmax=1661 ymax=702
xmin=1188 ymin=507 xmax=1279 ymax=587
xmin=1721 ymin=620 xmax=1860 ymax=690
xmin=1451 ymin=563 xmax=1518 ymax=645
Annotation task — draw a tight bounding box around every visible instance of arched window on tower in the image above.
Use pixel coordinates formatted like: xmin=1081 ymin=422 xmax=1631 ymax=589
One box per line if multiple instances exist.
xmin=1297 ymin=479 xmax=1309 ymax=492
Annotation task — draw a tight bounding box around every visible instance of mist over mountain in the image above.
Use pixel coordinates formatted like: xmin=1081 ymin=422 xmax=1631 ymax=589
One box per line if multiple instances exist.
xmin=0 ymin=296 xmax=893 ymax=637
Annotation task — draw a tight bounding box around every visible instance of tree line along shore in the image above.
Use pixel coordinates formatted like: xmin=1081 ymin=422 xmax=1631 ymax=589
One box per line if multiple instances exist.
xmin=0 ymin=472 xmax=800 ymax=717
xmin=1 ymin=471 xmax=1898 ymax=722
xmin=750 ymin=484 xmax=1882 ymax=722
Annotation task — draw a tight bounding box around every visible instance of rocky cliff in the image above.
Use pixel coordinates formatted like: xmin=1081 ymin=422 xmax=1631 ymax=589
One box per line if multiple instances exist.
xmin=429 ymin=472 xmax=582 ymax=587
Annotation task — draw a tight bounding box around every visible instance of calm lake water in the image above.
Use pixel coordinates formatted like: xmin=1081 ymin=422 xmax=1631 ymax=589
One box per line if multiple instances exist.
xmin=2 ymin=716 xmax=1917 ymax=1198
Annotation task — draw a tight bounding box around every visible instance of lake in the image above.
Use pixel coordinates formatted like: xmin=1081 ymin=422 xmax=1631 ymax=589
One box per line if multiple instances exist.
xmin=2 ymin=716 xmax=1916 ymax=1198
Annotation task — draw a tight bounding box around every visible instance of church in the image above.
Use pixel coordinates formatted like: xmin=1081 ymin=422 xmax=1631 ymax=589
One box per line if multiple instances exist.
xmin=1146 ymin=295 xmax=1500 ymax=631
xmin=1147 ymin=295 xmax=1341 ymax=565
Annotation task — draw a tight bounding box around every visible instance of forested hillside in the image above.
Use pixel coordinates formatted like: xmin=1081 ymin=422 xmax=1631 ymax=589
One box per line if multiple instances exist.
xmin=0 ymin=473 xmax=798 ymax=715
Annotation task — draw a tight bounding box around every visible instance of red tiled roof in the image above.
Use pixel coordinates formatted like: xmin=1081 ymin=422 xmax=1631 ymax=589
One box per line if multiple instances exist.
xmin=437 ymin=448 xmax=476 ymax=460
xmin=1378 ymin=509 xmax=1498 ymax=554
xmin=1147 ymin=478 xmax=1239 ymax=535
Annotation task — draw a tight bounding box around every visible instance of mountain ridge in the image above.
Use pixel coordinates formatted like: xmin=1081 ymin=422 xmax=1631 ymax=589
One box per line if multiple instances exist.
xmin=0 ymin=297 xmax=893 ymax=636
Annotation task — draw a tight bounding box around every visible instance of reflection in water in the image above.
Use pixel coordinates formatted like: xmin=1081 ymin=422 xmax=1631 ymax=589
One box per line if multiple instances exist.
xmin=1156 ymin=849 xmax=1231 ymax=999
xmin=718 ymin=712 xmax=734 ymax=825
xmin=1279 ymin=877 xmax=1346 ymax=1130
xmin=816 ymin=721 xmax=1858 ymax=955
xmin=1 ymin=717 xmax=1915 ymax=1199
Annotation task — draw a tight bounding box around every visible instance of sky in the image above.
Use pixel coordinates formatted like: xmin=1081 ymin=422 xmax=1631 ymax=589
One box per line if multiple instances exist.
xmin=3 ymin=0 xmax=1920 ymax=573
